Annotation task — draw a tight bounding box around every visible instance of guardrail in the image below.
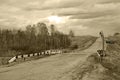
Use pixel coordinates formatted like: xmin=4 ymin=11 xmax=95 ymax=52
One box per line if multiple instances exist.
xmin=8 ymin=50 xmax=62 ymax=63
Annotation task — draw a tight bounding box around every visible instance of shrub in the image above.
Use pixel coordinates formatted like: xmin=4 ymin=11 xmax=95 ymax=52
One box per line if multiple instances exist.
xmin=69 ymin=44 xmax=78 ymax=50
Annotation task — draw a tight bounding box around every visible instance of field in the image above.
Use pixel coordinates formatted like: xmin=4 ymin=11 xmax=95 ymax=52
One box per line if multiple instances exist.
xmin=73 ymin=35 xmax=120 ymax=80
xmin=0 ymin=36 xmax=100 ymax=80
xmin=69 ymin=35 xmax=120 ymax=80
xmin=0 ymin=36 xmax=97 ymax=66
xmin=101 ymin=35 xmax=120 ymax=80
xmin=2 ymin=35 xmax=120 ymax=80
xmin=70 ymin=36 xmax=97 ymax=50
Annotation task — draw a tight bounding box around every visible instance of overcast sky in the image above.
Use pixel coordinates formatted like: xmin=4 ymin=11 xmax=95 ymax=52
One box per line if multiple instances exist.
xmin=0 ymin=0 xmax=120 ymax=36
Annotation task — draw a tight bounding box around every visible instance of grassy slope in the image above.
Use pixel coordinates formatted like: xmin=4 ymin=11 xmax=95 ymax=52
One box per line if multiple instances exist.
xmin=86 ymin=35 xmax=120 ymax=80
xmin=72 ymin=35 xmax=120 ymax=80
xmin=76 ymin=35 xmax=120 ymax=80
xmin=70 ymin=36 xmax=97 ymax=51
xmin=100 ymin=35 xmax=120 ymax=80
xmin=72 ymin=52 xmax=120 ymax=80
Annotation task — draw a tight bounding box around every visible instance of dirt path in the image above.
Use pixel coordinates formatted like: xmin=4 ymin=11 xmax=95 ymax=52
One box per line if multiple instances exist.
xmin=0 ymin=38 xmax=102 ymax=80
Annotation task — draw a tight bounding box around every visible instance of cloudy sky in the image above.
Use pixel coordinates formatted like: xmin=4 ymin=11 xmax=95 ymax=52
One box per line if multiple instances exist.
xmin=0 ymin=0 xmax=120 ymax=36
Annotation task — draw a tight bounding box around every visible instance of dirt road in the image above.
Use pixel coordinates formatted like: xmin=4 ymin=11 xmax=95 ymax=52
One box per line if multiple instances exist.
xmin=0 ymin=38 xmax=102 ymax=80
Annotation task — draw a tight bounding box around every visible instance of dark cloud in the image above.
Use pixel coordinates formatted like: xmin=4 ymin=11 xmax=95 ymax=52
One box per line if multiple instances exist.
xmin=0 ymin=0 xmax=119 ymax=36
xmin=69 ymin=9 xmax=119 ymax=19
xmin=99 ymin=0 xmax=120 ymax=4
xmin=58 ymin=9 xmax=81 ymax=16
xmin=0 ymin=0 xmax=10 ymax=5
xmin=81 ymin=16 xmax=120 ymax=35
xmin=22 ymin=0 xmax=83 ymax=11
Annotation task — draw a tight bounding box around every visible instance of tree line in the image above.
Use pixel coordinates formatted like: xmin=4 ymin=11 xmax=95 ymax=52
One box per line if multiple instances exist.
xmin=0 ymin=22 xmax=71 ymax=56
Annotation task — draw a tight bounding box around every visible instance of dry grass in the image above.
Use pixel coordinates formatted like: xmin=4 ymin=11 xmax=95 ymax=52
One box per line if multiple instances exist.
xmin=72 ymin=53 xmax=120 ymax=80
xmin=0 ymin=57 xmax=11 ymax=65
xmin=102 ymin=36 xmax=120 ymax=73
xmin=70 ymin=36 xmax=97 ymax=50
xmin=71 ymin=53 xmax=103 ymax=80
xmin=99 ymin=35 xmax=120 ymax=80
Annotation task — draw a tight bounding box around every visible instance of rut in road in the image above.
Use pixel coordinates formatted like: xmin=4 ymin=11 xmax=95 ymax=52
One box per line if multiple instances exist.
xmin=0 ymin=38 xmax=102 ymax=80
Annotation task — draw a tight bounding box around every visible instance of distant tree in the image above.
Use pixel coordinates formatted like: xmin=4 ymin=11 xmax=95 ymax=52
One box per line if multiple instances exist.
xmin=41 ymin=23 xmax=49 ymax=36
xmin=69 ymin=30 xmax=74 ymax=37
xmin=69 ymin=44 xmax=78 ymax=50
xmin=36 ymin=22 xmax=49 ymax=36
xmin=114 ymin=32 xmax=120 ymax=36
xmin=50 ymin=24 xmax=56 ymax=36
xmin=26 ymin=25 xmax=32 ymax=34
xmin=0 ymin=22 xmax=71 ymax=57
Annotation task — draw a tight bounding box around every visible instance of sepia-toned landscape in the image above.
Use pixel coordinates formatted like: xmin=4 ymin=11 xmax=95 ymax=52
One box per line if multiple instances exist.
xmin=0 ymin=0 xmax=120 ymax=80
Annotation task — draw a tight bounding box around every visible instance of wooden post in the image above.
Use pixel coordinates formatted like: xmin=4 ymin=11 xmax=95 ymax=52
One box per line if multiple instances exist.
xmin=16 ymin=55 xmax=18 ymax=59
xmin=37 ymin=53 xmax=39 ymax=56
xmin=99 ymin=31 xmax=105 ymax=51
xmin=99 ymin=31 xmax=106 ymax=57
xmin=33 ymin=53 xmax=35 ymax=56
xmin=28 ymin=54 xmax=30 ymax=57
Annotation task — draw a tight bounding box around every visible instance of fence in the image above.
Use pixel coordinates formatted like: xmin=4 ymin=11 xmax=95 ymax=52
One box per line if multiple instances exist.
xmin=8 ymin=50 xmax=62 ymax=63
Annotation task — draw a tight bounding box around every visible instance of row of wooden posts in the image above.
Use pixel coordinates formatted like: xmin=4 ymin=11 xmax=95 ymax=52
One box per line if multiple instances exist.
xmin=8 ymin=50 xmax=62 ymax=63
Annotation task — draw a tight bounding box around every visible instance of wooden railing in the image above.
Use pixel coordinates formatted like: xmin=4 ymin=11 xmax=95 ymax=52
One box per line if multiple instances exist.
xmin=8 ymin=50 xmax=62 ymax=63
